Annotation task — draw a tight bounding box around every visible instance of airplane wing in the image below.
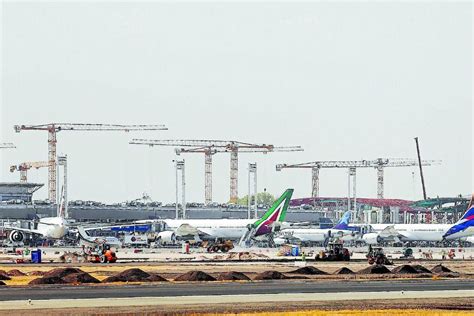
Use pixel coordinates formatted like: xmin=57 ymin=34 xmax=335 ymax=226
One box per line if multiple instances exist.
xmin=2 ymin=226 xmax=44 ymax=237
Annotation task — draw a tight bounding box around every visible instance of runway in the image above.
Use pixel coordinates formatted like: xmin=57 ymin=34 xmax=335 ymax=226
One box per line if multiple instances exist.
xmin=1 ymin=279 xmax=473 ymax=301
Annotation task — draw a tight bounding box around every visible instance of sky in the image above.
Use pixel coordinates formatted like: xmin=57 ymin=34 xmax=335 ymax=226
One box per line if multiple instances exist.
xmin=0 ymin=2 xmax=472 ymax=203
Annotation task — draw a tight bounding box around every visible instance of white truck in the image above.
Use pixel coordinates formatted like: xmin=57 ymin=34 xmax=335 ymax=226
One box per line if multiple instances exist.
xmin=123 ymin=234 xmax=149 ymax=248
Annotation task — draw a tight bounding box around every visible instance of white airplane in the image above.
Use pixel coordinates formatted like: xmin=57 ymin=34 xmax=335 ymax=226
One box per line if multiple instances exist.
xmin=274 ymin=211 xmax=356 ymax=245
xmin=137 ymin=189 xmax=294 ymax=243
xmin=4 ymin=189 xmax=69 ymax=244
xmin=361 ymin=195 xmax=474 ymax=244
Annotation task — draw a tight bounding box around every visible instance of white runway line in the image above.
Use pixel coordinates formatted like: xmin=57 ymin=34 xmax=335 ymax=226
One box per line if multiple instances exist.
xmin=0 ymin=290 xmax=473 ymax=310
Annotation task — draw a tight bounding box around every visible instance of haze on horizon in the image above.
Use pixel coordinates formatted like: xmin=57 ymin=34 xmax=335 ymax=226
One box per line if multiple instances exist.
xmin=1 ymin=2 xmax=472 ymax=203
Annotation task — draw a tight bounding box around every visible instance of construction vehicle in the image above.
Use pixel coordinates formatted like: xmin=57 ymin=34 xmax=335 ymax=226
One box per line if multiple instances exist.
xmin=367 ymin=245 xmax=392 ymax=265
xmin=315 ymin=241 xmax=351 ymax=261
xmin=202 ymin=240 xmax=234 ymax=253
xmin=84 ymin=243 xmax=117 ymax=263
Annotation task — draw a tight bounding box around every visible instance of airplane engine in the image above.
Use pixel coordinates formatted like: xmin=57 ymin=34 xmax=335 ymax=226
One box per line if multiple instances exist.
xmin=9 ymin=230 xmax=25 ymax=243
xmin=157 ymin=231 xmax=176 ymax=245
xmin=362 ymin=233 xmax=381 ymax=245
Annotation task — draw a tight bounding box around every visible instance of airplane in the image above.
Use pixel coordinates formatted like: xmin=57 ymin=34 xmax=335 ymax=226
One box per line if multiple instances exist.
xmin=137 ymin=189 xmax=294 ymax=243
xmin=361 ymin=194 xmax=474 ymax=244
xmin=273 ymin=210 xmax=357 ymax=245
xmin=4 ymin=191 xmax=68 ymax=244
xmin=442 ymin=194 xmax=474 ymax=240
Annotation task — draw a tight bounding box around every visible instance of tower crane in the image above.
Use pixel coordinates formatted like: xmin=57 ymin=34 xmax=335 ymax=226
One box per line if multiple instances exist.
xmin=10 ymin=161 xmax=51 ymax=183
xmin=129 ymin=139 xmax=303 ymax=204
xmin=276 ymin=158 xmax=441 ymax=199
xmin=14 ymin=123 xmax=168 ymax=203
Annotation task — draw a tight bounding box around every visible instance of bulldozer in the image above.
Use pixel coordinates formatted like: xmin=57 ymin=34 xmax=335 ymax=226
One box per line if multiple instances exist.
xmin=201 ymin=240 xmax=234 ymax=253
xmin=366 ymin=245 xmax=392 ymax=265
xmin=315 ymin=241 xmax=351 ymax=261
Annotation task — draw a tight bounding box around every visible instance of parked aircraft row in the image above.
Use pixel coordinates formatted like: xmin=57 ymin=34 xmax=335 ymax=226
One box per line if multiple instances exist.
xmin=3 ymin=189 xmax=474 ymax=247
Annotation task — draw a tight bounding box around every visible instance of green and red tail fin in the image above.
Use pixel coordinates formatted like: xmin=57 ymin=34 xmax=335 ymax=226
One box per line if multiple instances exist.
xmin=252 ymin=189 xmax=293 ymax=236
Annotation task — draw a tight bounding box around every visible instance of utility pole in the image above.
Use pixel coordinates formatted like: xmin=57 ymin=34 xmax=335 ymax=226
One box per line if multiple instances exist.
xmin=414 ymin=137 xmax=427 ymax=200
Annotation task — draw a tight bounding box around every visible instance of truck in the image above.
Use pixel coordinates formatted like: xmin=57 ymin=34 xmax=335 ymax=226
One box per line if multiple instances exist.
xmin=123 ymin=234 xmax=149 ymax=248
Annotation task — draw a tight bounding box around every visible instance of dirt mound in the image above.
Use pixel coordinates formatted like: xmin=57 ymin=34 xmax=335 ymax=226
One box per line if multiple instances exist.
xmin=431 ymin=264 xmax=454 ymax=273
xmin=62 ymin=272 xmax=101 ymax=284
xmin=7 ymin=269 xmax=26 ymax=276
xmin=28 ymin=271 xmax=46 ymax=276
xmin=288 ymin=266 xmax=328 ymax=275
xmin=44 ymin=267 xmax=84 ymax=279
xmin=223 ymin=252 xmax=269 ymax=260
xmin=174 ymin=271 xmax=216 ymax=282
xmin=102 ymin=268 xmax=151 ymax=282
xmin=146 ymin=273 xmax=168 ymax=282
xmin=253 ymin=270 xmax=289 ymax=280
xmin=333 ymin=267 xmax=355 ymax=275
xmin=217 ymin=271 xmax=251 ymax=281
xmin=392 ymin=265 xmax=420 ymax=274
xmin=0 ymin=273 xmax=11 ymax=281
xmin=411 ymin=265 xmax=432 ymax=274
xmin=29 ymin=276 xmax=67 ymax=285
xmin=358 ymin=265 xmax=391 ymax=274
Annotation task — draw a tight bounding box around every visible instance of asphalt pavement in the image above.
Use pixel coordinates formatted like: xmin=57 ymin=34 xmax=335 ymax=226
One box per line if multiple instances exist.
xmin=1 ymin=279 xmax=473 ymax=301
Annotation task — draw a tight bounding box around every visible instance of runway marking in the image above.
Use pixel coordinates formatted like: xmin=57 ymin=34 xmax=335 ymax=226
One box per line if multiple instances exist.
xmin=0 ymin=290 xmax=473 ymax=310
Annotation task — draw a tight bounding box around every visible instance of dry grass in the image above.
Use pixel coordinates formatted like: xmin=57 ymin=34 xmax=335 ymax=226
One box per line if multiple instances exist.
xmin=197 ymin=311 xmax=474 ymax=316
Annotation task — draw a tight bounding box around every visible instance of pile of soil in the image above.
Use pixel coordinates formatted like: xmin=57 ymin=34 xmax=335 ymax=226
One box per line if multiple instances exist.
xmin=224 ymin=252 xmax=269 ymax=260
xmin=103 ymin=268 xmax=152 ymax=282
xmin=31 ymin=267 xmax=99 ymax=285
xmin=253 ymin=271 xmax=289 ymax=280
xmin=0 ymin=273 xmax=11 ymax=281
xmin=391 ymin=265 xmax=420 ymax=274
xmin=29 ymin=276 xmax=67 ymax=285
xmin=62 ymin=272 xmax=100 ymax=284
xmin=431 ymin=264 xmax=454 ymax=273
xmin=288 ymin=266 xmax=328 ymax=275
xmin=217 ymin=271 xmax=251 ymax=281
xmin=411 ymin=265 xmax=432 ymax=274
xmin=44 ymin=267 xmax=84 ymax=278
xmin=333 ymin=267 xmax=355 ymax=275
xmin=358 ymin=265 xmax=391 ymax=274
xmin=174 ymin=271 xmax=216 ymax=282
xmin=146 ymin=273 xmax=168 ymax=282
xmin=7 ymin=269 xmax=26 ymax=276
xmin=28 ymin=271 xmax=46 ymax=276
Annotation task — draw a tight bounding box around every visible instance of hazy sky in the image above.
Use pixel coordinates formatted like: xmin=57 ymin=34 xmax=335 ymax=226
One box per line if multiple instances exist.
xmin=1 ymin=2 xmax=472 ymax=203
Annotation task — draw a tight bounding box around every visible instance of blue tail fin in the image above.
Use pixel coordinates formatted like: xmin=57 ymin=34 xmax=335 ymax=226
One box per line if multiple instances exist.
xmin=333 ymin=211 xmax=351 ymax=229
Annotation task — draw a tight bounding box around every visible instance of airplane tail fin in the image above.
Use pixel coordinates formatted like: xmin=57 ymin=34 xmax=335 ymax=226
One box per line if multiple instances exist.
xmin=442 ymin=193 xmax=474 ymax=239
xmin=333 ymin=211 xmax=351 ymax=230
xmin=251 ymin=189 xmax=294 ymax=237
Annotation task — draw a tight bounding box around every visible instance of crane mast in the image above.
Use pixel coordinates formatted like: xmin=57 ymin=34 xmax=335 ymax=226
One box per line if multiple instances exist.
xmin=14 ymin=123 xmax=167 ymax=203
xmin=130 ymin=139 xmax=303 ymax=204
xmin=276 ymin=158 xmax=441 ymax=199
